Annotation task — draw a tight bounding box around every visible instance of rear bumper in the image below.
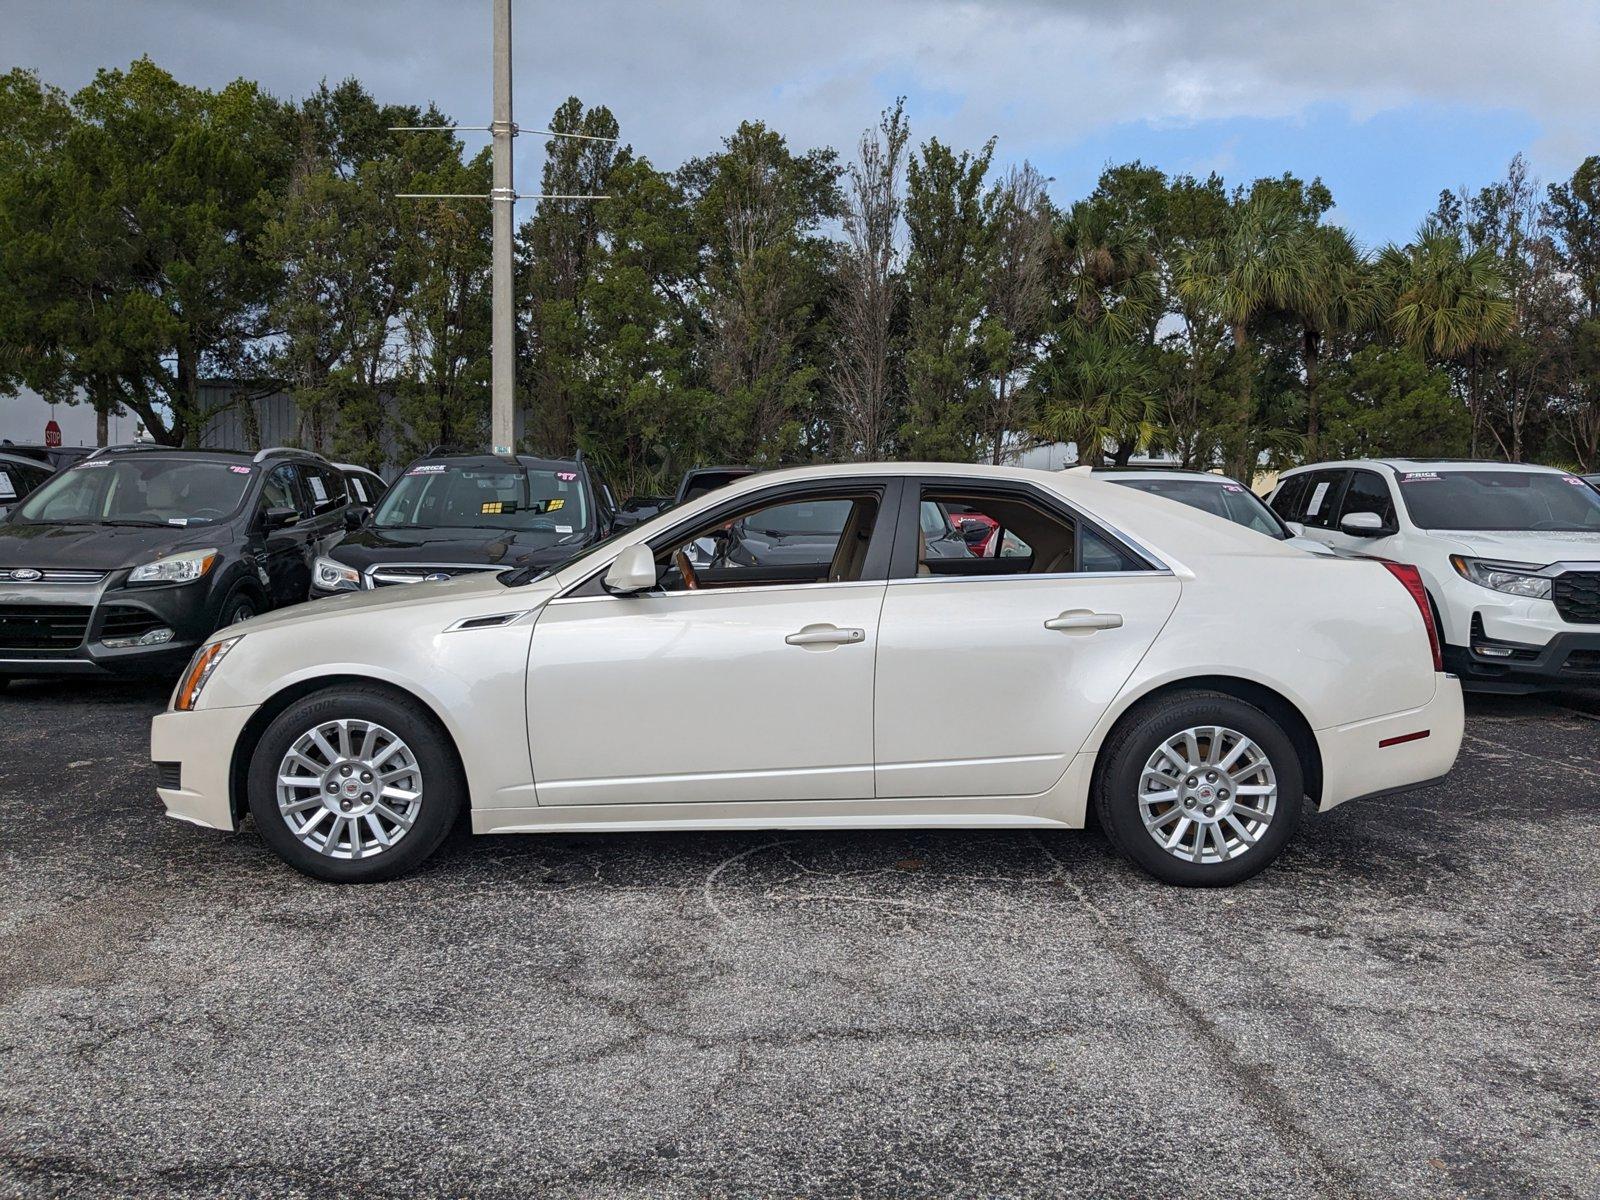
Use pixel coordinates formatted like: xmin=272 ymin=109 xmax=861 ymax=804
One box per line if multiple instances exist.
xmin=1315 ymin=676 xmax=1464 ymax=811
xmin=150 ymin=704 xmax=258 ymax=832
xmin=1443 ymin=631 xmax=1600 ymax=694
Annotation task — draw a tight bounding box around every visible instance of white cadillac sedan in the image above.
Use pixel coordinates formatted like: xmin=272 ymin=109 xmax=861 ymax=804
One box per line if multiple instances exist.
xmin=151 ymin=462 xmax=1464 ymax=887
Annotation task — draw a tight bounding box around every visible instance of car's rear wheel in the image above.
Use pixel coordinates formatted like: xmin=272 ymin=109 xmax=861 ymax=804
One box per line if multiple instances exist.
xmin=218 ymin=587 xmax=259 ymax=630
xmin=247 ymin=686 xmax=462 ymax=883
xmin=1095 ymin=690 xmax=1303 ymax=886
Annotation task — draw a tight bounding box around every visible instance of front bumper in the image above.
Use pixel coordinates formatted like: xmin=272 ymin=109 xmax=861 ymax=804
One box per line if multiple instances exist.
xmin=151 ymin=705 xmax=258 ymax=831
xmin=1443 ymin=630 xmax=1600 ymax=693
xmin=0 ymin=579 xmax=218 ymax=678
xmin=1315 ymin=676 xmax=1464 ymax=811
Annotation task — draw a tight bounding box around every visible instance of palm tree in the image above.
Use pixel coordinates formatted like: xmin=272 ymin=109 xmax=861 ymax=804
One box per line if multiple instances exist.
xmin=1178 ymin=192 xmax=1322 ymax=480
xmin=1295 ymin=226 xmax=1380 ymax=456
xmin=1376 ymin=220 xmax=1513 ymax=455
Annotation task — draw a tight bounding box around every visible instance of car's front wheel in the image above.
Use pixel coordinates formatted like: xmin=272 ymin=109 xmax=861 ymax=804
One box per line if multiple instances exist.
xmin=1095 ymin=690 xmax=1304 ymax=886
xmin=247 ymin=686 xmax=463 ymax=883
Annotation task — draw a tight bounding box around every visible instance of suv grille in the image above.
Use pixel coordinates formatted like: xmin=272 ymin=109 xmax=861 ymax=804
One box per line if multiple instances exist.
xmin=1553 ymin=571 xmax=1600 ymax=624
xmin=369 ymin=565 xmax=499 ymax=588
xmin=0 ymin=604 xmax=92 ymax=649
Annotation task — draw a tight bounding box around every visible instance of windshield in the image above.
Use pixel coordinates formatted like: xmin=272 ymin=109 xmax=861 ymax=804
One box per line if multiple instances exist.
xmin=374 ymin=463 xmax=589 ymax=534
xmin=1114 ymin=478 xmax=1287 ymax=538
xmin=16 ymin=458 xmax=254 ymax=526
xmin=1396 ymin=470 xmax=1600 ymax=532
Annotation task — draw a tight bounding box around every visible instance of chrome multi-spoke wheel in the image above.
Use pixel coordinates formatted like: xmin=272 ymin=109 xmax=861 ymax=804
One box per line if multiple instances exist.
xmin=275 ymin=718 xmax=424 ymax=860
xmin=1137 ymin=725 xmax=1278 ymax=864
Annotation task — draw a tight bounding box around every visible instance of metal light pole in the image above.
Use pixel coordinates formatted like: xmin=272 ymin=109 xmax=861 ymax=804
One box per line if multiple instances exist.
xmin=394 ymin=0 xmax=612 ymax=459
xmin=490 ymin=0 xmax=516 ymax=456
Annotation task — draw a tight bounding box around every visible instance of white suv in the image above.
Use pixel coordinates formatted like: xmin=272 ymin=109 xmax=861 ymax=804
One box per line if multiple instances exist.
xmin=1268 ymin=459 xmax=1600 ymax=692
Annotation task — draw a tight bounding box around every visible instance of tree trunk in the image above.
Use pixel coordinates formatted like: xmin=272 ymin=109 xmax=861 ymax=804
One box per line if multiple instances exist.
xmin=95 ymin=404 xmax=108 ymax=448
xmin=1230 ymin=322 xmax=1254 ymax=481
xmin=1303 ymin=326 xmax=1321 ymax=456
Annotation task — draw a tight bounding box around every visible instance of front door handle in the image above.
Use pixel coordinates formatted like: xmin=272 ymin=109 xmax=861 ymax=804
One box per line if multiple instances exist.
xmin=1044 ymin=609 xmax=1123 ymax=634
xmin=785 ymin=624 xmax=866 ymax=647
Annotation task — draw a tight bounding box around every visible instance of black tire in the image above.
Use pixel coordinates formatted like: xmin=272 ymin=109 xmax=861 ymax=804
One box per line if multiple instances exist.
xmin=247 ymin=686 xmax=463 ymax=883
xmin=217 ymin=586 xmax=261 ymax=631
xmin=1094 ymin=690 xmax=1304 ymax=887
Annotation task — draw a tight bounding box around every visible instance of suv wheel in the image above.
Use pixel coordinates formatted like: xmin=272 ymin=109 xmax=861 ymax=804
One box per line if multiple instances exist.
xmin=247 ymin=686 xmax=463 ymax=883
xmin=218 ymin=588 xmax=259 ymax=629
xmin=1095 ymin=690 xmax=1304 ymax=886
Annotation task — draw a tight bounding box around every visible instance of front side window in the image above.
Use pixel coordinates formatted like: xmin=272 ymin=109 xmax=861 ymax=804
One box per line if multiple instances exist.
xmin=1396 ymin=470 xmax=1600 ymax=532
xmin=17 ymin=458 xmax=256 ymax=526
xmin=1116 ymin=478 xmax=1287 ymax=538
xmin=658 ymin=491 xmax=881 ymax=591
xmin=260 ymin=465 xmax=302 ymax=515
xmin=1270 ymin=474 xmax=1310 ymax=522
xmin=1337 ymin=470 xmax=1396 ymax=528
xmin=374 ymin=464 xmax=590 ymax=536
xmin=1296 ymin=470 xmax=1349 ymax=531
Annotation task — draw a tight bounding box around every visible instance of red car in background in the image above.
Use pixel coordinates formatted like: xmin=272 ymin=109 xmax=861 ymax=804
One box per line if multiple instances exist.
xmin=949 ymin=509 xmax=999 ymax=556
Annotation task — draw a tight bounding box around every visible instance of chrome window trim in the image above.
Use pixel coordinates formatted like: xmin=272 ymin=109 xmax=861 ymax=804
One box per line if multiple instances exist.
xmin=887 ymin=568 xmax=1177 ymax=587
xmin=546 ymin=578 xmax=887 ymax=607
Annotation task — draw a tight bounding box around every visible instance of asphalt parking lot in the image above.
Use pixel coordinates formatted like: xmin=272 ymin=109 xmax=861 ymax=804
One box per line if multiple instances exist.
xmin=1 ymin=681 xmax=1597 ymax=1199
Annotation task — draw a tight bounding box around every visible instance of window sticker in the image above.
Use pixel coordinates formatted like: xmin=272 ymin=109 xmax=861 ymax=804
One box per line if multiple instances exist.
xmin=229 ymin=465 xmax=252 ymax=475
xmin=1564 ymin=476 xmax=1588 ymax=486
xmin=555 ymin=525 xmax=572 ymax=533
xmin=0 ymin=472 xmax=14 ymax=500
xmin=1223 ymin=484 xmax=1245 ymax=493
xmin=407 ymin=464 xmax=446 ymax=475
xmin=556 ymin=471 xmax=577 ymax=481
xmin=547 ymin=497 xmax=564 ymax=511
xmin=480 ymin=500 xmax=518 ymax=515
xmin=167 ymin=518 xmax=189 ymax=526
xmin=1305 ymin=481 xmax=1330 ymax=516
xmin=75 ymin=459 xmax=111 ymax=469
xmin=1400 ymin=471 xmax=1441 ymax=483
xmin=308 ymin=475 xmax=328 ymax=503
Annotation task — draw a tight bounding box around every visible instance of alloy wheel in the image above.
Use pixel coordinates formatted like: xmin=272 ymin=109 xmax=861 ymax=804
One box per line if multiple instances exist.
xmin=1137 ymin=725 xmax=1278 ymax=864
xmin=275 ymin=718 xmax=424 ymax=860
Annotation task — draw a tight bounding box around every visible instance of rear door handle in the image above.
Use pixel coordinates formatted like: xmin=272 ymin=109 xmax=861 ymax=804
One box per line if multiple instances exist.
xmin=1044 ymin=610 xmax=1123 ymax=634
xmin=785 ymin=624 xmax=865 ymax=647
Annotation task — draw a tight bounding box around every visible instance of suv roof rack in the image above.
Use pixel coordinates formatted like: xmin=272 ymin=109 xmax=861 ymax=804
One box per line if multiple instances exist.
xmin=252 ymin=446 xmax=325 ymax=464
xmin=85 ymin=443 xmax=169 ymax=459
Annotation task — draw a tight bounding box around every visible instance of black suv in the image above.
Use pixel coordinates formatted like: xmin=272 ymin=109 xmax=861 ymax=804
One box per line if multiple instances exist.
xmin=310 ymin=452 xmax=615 ymax=596
xmin=0 ymin=445 xmax=351 ymax=680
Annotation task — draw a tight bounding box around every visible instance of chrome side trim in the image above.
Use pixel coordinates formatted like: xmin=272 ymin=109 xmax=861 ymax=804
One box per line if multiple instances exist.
xmin=443 ymin=610 xmax=533 ymax=632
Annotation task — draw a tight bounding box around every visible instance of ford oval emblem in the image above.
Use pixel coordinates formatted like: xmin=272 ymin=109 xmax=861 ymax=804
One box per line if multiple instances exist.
xmin=10 ymin=568 xmax=41 ymax=582
xmin=424 ymin=572 xmax=452 ymax=583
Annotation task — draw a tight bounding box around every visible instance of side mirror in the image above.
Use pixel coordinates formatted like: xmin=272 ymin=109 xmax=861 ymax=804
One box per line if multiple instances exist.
xmin=1339 ymin=511 xmax=1388 ymax=537
xmin=345 ymin=506 xmax=368 ymax=531
xmin=1284 ymin=520 xmax=1306 ymax=537
xmin=603 ymin=544 xmax=658 ymax=594
xmin=261 ymin=506 xmax=300 ymax=531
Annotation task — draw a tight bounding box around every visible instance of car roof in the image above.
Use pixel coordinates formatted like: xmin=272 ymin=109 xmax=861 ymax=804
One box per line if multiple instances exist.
xmin=333 ymin=462 xmax=383 ymax=475
xmin=1281 ymin=458 xmax=1569 ymax=477
xmin=1096 ymin=468 xmax=1247 ymax=485
xmin=0 ymin=451 xmax=51 ymax=468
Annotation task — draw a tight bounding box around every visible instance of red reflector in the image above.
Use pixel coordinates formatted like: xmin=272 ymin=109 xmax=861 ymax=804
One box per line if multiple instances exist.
xmin=1378 ymin=730 xmax=1431 ymax=748
xmin=1380 ymin=561 xmax=1444 ymax=673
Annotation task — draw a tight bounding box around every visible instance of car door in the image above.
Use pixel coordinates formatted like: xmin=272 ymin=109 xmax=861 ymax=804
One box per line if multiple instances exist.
xmin=253 ymin=463 xmax=313 ymax=607
xmin=873 ymin=478 xmax=1182 ymax=799
xmin=1282 ymin=469 xmax=1350 ymax=550
xmin=524 ymin=478 xmax=901 ymax=807
xmin=1321 ymin=468 xmax=1402 ymax=556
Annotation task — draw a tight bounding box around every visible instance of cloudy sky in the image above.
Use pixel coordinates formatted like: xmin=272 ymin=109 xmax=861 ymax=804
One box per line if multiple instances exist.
xmin=5 ymin=0 xmax=1600 ymax=248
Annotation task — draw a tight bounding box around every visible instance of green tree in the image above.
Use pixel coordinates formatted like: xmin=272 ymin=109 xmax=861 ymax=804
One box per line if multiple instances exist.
xmin=901 ymin=136 xmax=994 ymax=460
xmin=0 ymin=59 xmax=292 ymax=446
xmin=1319 ymin=345 xmax=1469 ymax=459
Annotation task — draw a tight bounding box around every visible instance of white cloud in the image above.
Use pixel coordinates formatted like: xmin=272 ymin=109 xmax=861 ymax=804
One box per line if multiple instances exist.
xmin=6 ymin=0 xmax=1598 ymax=180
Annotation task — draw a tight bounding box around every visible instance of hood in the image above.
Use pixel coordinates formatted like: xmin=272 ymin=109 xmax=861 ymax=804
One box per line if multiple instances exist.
xmin=1431 ymin=529 xmax=1600 ymax=566
xmin=331 ymin=524 xmax=591 ymax=572
xmin=228 ymin=569 xmax=562 ymax=637
xmin=0 ymin=521 xmax=222 ymax=572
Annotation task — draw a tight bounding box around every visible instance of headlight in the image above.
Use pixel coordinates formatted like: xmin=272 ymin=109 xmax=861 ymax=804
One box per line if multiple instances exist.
xmin=129 ymin=547 xmax=218 ymax=584
xmin=173 ymin=635 xmax=240 ymax=711
xmin=314 ymin=556 xmax=362 ymax=591
xmin=1450 ymin=555 xmax=1552 ymax=600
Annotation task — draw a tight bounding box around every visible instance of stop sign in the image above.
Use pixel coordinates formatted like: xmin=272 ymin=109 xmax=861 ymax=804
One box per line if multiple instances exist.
xmin=44 ymin=419 xmax=61 ymax=448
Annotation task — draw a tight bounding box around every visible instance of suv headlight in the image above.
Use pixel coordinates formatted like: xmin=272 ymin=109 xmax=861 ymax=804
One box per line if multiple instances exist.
xmin=314 ymin=556 xmax=362 ymax=592
xmin=1450 ymin=555 xmax=1552 ymax=600
xmin=129 ymin=547 xmax=218 ymax=584
xmin=173 ymin=635 xmax=240 ymax=711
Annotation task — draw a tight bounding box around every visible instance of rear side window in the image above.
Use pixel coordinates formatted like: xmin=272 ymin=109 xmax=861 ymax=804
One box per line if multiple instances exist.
xmin=346 ymin=474 xmax=369 ymax=504
xmin=302 ymin=465 xmax=347 ymax=515
xmin=1337 ymin=470 xmax=1396 ymax=527
xmin=910 ymin=484 xmax=1149 ymax=577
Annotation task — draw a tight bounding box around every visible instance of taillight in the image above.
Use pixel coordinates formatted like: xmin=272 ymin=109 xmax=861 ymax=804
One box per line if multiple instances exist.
xmin=1381 ymin=562 xmax=1443 ymax=672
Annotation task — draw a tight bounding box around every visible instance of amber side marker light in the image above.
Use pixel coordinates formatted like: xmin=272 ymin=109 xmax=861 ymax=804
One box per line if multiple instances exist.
xmin=174 ymin=636 xmax=241 ymax=711
xmin=1379 ymin=730 xmax=1431 ymax=749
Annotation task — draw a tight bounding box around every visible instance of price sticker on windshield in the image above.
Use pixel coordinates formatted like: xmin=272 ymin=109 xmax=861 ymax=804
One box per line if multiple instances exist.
xmin=480 ymin=500 xmax=518 ymax=515
xmin=1564 ymin=476 xmax=1588 ymax=486
xmin=556 ymin=471 xmax=577 ymax=481
xmin=546 ymin=498 xmax=564 ymax=511
xmin=408 ymin=464 xmax=446 ymax=475
xmin=1400 ymin=471 xmax=1442 ymax=483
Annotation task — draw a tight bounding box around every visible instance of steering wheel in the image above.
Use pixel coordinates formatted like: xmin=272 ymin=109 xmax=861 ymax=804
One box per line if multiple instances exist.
xmin=674 ymin=547 xmax=700 ymax=590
